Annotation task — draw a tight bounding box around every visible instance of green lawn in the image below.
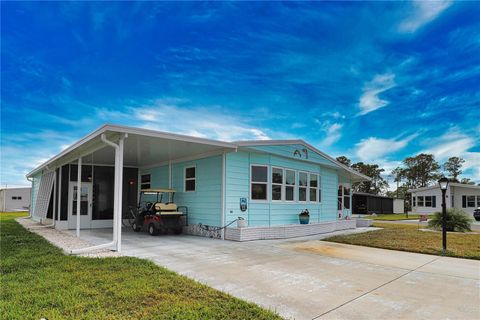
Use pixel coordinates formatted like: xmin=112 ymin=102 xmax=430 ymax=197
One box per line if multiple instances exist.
xmin=0 ymin=212 xmax=281 ymax=320
xmin=324 ymin=222 xmax=480 ymax=260
xmin=359 ymin=213 xmax=420 ymax=220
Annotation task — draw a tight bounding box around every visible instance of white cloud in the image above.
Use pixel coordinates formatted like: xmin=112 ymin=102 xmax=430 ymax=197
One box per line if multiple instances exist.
xmin=358 ymin=73 xmax=396 ymax=115
xmin=355 ymin=134 xmax=417 ymax=162
xmin=422 ymin=129 xmax=480 ymax=181
xmin=399 ymin=0 xmax=452 ymax=33
xmin=129 ymin=100 xmax=271 ymax=142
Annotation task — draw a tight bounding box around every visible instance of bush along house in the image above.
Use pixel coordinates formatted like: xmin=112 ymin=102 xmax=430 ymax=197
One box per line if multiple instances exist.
xmin=27 ymin=124 xmax=370 ymax=252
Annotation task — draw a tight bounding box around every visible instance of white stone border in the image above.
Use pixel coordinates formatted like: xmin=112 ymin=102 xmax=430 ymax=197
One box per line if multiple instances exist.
xmin=225 ymin=220 xmax=357 ymax=241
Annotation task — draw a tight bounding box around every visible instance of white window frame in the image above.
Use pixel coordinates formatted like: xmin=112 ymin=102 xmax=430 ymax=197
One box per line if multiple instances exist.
xmin=140 ymin=173 xmax=151 ymax=190
xmin=417 ymin=196 xmax=424 ymax=207
xmin=285 ymin=169 xmax=296 ymax=202
xmin=466 ymin=195 xmax=476 ymax=208
xmin=425 ymin=196 xmax=432 ymax=207
xmin=309 ymin=173 xmax=319 ymax=203
xmin=271 ymin=167 xmax=284 ymax=202
xmin=298 ymin=171 xmax=308 ymax=202
xmin=184 ymin=166 xmax=196 ymax=193
xmin=250 ymin=164 xmax=269 ymax=202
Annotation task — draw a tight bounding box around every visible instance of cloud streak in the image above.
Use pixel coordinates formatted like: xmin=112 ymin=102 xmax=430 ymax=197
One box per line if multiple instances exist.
xmin=399 ymin=0 xmax=453 ymax=33
xmin=358 ymin=73 xmax=396 ymax=115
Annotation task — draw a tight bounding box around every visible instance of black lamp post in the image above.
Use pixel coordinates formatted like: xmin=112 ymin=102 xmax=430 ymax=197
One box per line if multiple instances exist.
xmin=438 ymin=177 xmax=449 ymax=255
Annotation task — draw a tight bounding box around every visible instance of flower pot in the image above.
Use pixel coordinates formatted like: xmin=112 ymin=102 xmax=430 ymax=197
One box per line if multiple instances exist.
xmin=299 ymin=215 xmax=309 ymax=224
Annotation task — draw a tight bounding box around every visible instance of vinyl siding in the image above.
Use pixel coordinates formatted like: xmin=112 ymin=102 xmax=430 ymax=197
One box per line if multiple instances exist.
xmin=140 ymin=156 xmax=223 ymax=227
xmin=171 ymin=156 xmax=222 ymax=226
xmin=225 ymin=150 xmax=341 ymax=226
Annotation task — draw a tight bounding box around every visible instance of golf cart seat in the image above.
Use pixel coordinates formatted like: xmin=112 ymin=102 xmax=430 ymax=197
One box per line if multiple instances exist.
xmin=154 ymin=202 xmax=183 ymax=215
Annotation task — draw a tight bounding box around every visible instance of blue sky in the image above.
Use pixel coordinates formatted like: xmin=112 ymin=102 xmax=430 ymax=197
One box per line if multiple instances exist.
xmin=1 ymin=1 xmax=479 ymax=187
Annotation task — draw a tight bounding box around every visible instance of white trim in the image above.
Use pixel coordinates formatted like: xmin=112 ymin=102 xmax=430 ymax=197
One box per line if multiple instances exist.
xmin=184 ymin=165 xmax=196 ymax=193
xmin=408 ymin=183 xmax=480 ymax=193
xmin=250 ymin=164 xmax=269 ymax=202
xmin=271 ymin=166 xmax=284 ymax=202
xmin=298 ymin=171 xmax=308 ymax=202
xmin=285 ymin=169 xmax=296 ymax=202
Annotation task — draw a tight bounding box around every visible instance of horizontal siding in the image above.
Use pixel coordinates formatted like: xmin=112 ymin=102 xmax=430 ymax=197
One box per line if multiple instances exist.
xmin=139 ymin=165 xmax=169 ymax=203
xmin=225 ymin=150 xmax=341 ymax=227
xmin=172 ymin=155 xmax=222 ymax=227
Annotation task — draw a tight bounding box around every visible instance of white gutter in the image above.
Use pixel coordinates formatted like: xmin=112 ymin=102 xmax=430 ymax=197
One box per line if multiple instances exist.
xmin=70 ymin=133 xmax=127 ymax=255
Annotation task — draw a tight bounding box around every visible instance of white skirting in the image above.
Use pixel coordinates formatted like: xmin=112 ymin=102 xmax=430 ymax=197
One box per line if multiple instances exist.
xmin=225 ymin=220 xmax=356 ymax=241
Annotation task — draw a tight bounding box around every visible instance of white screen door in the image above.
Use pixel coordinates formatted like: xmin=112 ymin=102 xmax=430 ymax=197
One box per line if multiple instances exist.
xmin=68 ymin=182 xmax=93 ymax=229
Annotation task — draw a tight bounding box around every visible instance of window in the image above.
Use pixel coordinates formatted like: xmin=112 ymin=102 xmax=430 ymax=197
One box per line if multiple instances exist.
xmin=271 ymin=167 xmax=283 ymax=201
xmin=298 ymin=172 xmax=308 ymax=202
xmin=412 ymin=196 xmax=416 ymax=207
xmin=432 ymin=196 xmax=436 ymax=208
xmin=467 ymin=195 xmax=475 ymax=207
xmin=251 ymin=165 xmax=268 ymax=200
xmin=337 ymin=185 xmax=343 ymax=210
xmin=477 ymin=196 xmax=480 ymax=207
xmin=425 ymin=196 xmax=432 ymax=207
xmin=417 ymin=196 xmax=424 ymax=207
xmin=11 ymin=196 xmax=21 ymax=200
xmin=141 ymin=174 xmax=151 ymax=189
xmin=343 ymin=186 xmax=350 ymax=209
xmin=285 ymin=170 xmax=296 ymax=201
xmin=184 ymin=167 xmax=196 ymax=192
xmin=309 ymin=174 xmax=319 ymax=202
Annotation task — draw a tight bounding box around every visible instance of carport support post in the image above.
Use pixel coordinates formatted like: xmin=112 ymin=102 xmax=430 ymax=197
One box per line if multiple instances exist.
xmin=116 ymin=136 xmax=125 ymax=253
xmin=76 ymin=157 xmax=82 ymax=237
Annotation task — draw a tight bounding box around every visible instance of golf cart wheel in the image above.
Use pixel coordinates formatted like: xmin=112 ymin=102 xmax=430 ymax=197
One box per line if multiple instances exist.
xmin=148 ymin=223 xmax=159 ymax=236
xmin=132 ymin=222 xmax=141 ymax=232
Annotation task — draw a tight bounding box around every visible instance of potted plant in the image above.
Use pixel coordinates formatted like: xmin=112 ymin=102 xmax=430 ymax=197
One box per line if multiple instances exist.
xmin=299 ymin=209 xmax=310 ymax=224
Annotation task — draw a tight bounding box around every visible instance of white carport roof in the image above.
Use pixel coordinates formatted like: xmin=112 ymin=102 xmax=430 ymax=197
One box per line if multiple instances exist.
xmin=27 ymin=124 xmax=237 ymax=177
xmin=27 ymin=124 xmax=369 ymax=182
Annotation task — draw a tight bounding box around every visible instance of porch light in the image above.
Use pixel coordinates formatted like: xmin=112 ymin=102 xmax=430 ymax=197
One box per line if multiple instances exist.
xmin=438 ymin=177 xmax=449 ymax=190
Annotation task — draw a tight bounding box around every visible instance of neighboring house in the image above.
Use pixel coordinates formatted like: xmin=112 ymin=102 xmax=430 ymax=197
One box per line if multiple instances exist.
xmin=25 ymin=124 xmax=369 ymax=246
xmin=408 ymin=183 xmax=480 ymax=216
xmin=0 ymin=187 xmax=31 ymax=211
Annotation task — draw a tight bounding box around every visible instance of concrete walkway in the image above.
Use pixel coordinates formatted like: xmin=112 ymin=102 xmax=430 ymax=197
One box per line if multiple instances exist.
xmin=73 ymin=228 xmax=480 ymax=320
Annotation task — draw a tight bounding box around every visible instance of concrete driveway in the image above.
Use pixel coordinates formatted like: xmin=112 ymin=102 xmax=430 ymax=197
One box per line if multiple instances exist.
xmin=76 ymin=228 xmax=480 ymax=320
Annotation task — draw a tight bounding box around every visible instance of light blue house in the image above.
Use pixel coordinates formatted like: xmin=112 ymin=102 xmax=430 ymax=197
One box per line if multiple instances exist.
xmin=27 ymin=124 xmax=369 ymax=251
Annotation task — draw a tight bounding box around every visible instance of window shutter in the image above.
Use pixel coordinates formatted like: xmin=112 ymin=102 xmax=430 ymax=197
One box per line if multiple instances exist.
xmin=432 ymin=196 xmax=436 ymax=208
xmin=462 ymin=196 xmax=466 ymax=208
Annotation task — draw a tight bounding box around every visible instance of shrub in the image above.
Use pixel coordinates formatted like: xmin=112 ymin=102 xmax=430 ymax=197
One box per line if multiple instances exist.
xmin=428 ymin=208 xmax=472 ymax=232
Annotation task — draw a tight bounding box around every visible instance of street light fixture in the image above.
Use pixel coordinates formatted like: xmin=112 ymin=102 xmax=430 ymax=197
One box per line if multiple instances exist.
xmin=438 ymin=177 xmax=449 ymax=254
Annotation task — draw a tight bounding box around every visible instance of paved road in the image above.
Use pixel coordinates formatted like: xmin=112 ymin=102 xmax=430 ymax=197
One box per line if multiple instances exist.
xmin=77 ymin=228 xmax=480 ymax=320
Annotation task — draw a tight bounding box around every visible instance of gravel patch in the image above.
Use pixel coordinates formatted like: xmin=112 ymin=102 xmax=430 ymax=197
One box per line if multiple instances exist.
xmin=16 ymin=217 xmax=120 ymax=258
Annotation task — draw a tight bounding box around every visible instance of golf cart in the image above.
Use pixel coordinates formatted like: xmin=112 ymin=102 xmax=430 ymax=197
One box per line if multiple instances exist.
xmin=130 ymin=189 xmax=188 ymax=236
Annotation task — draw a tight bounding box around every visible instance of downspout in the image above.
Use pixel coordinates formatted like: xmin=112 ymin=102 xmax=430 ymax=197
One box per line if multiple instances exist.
xmin=70 ymin=133 xmax=127 ymax=254
xmin=221 ymin=151 xmax=226 ymax=239
xmin=76 ymin=158 xmax=82 ymax=237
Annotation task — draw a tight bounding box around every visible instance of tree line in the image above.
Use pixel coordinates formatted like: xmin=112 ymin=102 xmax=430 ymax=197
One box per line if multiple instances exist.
xmin=336 ymin=154 xmax=476 ymax=198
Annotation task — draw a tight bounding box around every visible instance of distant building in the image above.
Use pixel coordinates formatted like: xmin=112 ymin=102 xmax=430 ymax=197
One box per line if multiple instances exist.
xmin=408 ymin=183 xmax=480 ymax=216
xmin=0 ymin=187 xmax=31 ymax=212
xmin=352 ymin=193 xmax=395 ymax=215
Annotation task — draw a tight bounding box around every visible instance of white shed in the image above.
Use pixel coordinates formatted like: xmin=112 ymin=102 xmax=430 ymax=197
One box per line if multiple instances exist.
xmin=393 ymin=199 xmax=404 ymax=214
xmin=0 ymin=187 xmax=31 ymax=212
